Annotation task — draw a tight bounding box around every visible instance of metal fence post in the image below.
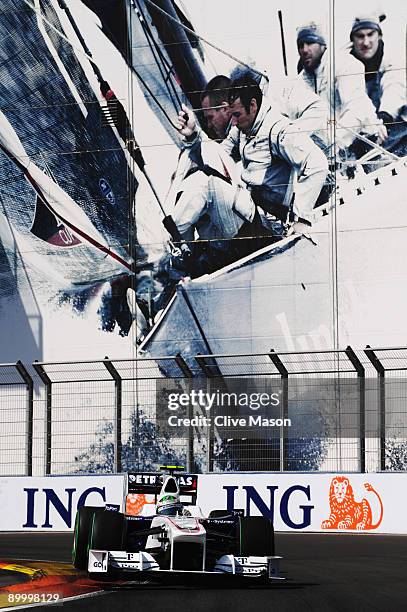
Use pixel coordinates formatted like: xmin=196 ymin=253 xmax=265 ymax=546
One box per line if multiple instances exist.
xmin=33 ymin=362 xmax=52 ymax=475
xmin=103 ymin=358 xmax=122 ymax=473
xmin=175 ymin=354 xmax=194 ymax=471
xmin=345 ymin=346 xmax=365 ymax=472
xmin=195 ymin=356 xmax=215 ymax=472
xmin=15 ymin=361 xmax=34 ymax=476
xmin=364 ymin=346 xmax=386 ymax=470
xmin=269 ymin=350 xmax=289 ymax=471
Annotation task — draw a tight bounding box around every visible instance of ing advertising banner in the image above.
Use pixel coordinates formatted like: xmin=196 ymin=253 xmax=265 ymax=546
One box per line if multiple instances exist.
xmin=0 ymin=473 xmax=406 ymax=534
xmin=0 ymin=0 xmax=406 ymax=365
xmin=197 ymin=473 xmax=404 ymax=533
xmin=0 ymin=475 xmax=124 ymax=531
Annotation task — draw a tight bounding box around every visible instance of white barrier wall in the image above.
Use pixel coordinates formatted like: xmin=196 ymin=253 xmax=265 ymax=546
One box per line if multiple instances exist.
xmin=0 ymin=475 xmax=124 ymax=531
xmin=0 ymin=473 xmax=406 ymax=534
xmin=197 ymin=473 xmax=407 ymax=534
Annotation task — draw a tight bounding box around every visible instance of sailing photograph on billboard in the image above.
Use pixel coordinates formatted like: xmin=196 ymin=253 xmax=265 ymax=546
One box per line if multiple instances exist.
xmin=0 ymin=0 xmax=405 ymax=363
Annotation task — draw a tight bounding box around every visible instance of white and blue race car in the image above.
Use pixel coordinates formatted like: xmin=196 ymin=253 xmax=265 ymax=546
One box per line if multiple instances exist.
xmin=72 ymin=467 xmax=282 ymax=581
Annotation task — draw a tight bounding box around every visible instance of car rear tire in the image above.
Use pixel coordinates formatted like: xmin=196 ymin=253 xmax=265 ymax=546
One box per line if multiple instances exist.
xmin=239 ymin=516 xmax=274 ymax=556
xmin=72 ymin=506 xmax=100 ymax=570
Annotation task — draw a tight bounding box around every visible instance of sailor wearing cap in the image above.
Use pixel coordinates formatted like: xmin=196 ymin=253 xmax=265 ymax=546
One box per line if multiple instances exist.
xmin=349 ymin=13 xmax=406 ymax=131
xmin=296 ymin=21 xmax=386 ymax=148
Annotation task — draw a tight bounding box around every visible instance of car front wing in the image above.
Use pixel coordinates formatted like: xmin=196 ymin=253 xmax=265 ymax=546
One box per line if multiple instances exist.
xmin=88 ymin=549 xmax=283 ymax=579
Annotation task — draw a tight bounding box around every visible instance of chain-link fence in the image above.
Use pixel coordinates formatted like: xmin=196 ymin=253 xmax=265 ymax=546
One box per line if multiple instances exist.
xmin=1 ymin=347 xmax=407 ymax=476
xmin=0 ymin=361 xmax=33 ymax=475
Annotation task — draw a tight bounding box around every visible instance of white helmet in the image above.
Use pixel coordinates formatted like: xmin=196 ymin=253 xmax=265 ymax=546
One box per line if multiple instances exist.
xmin=156 ymin=476 xmax=183 ymax=516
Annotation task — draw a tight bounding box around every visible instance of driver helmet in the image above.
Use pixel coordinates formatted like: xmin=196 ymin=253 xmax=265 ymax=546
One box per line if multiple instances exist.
xmin=156 ymin=493 xmax=183 ymax=516
xmin=156 ymin=475 xmax=183 ymax=516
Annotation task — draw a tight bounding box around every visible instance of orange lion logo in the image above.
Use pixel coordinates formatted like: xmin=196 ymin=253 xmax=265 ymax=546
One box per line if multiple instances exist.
xmin=321 ymin=476 xmax=383 ymax=530
xmin=125 ymin=493 xmax=155 ymax=516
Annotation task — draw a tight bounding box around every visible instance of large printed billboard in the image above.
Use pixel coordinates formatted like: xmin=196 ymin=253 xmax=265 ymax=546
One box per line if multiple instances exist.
xmin=1 ymin=473 xmax=405 ymax=534
xmin=136 ymin=0 xmax=407 ymax=362
xmin=0 ymin=0 xmax=406 ymax=478
xmin=0 ymin=0 xmax=406 ymax=364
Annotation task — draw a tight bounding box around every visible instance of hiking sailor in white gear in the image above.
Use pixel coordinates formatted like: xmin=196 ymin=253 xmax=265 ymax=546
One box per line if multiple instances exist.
xmin=177 ymin=75 xmax=328 ymax=235
xmin=348 ymin=13 xmax=407 ymax=155
xmin=166 ymin=139 xmax=275 ymax=276
xmin=296 ymin=21 xmax=387 ymax=149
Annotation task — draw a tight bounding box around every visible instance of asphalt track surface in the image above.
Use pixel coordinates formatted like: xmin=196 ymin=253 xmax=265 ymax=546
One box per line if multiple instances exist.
xmin=1 ymin=532 xmax=407 ymax=611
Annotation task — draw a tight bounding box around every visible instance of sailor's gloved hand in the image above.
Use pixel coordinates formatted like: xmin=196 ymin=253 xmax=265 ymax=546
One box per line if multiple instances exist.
xmin=176 ymin=104 xmax=197 ymax=139
xmin=169 ymin=248 xmax=192 ymax=277
xmin=371 ymin=121 xmax=388 ymax=145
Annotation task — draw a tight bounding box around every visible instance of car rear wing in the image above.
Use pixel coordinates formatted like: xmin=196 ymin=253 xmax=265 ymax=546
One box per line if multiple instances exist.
xmin=125 ymin=472 xmax=198 ymax=507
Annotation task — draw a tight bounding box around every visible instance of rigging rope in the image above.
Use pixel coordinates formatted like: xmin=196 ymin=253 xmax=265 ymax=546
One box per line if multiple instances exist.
xmin=133 ymin=0 xmax=183 ymax=112
xmin=142 ymin=0 xmax=269 ymax=81
xmin=21 ymin=0 xmax=102 ymax=75
xmin=20 ymin=0 xmax=181 ymax=130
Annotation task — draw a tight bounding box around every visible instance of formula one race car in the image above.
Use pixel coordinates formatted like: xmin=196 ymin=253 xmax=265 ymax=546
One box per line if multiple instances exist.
xmin=72 ymin=467 xmax=282 ymax=581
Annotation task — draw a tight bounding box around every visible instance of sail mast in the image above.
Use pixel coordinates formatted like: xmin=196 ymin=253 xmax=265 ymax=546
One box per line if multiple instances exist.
xmin=141 ymin=0 xmax=207 ymax=114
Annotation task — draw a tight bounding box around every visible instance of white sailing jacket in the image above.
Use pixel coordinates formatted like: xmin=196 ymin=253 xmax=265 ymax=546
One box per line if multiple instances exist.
xmin=268 ymin=77 xmax=328 ymax=141
xmin=297 ymin=48 xmax=381 ymax=147
xmin=346 ymin=42 xmax=406 ymax=120
xmin=166 ymin=142 xmax=255 ymax=241
xmin=220 ymin=99 xmax=328 ymax=224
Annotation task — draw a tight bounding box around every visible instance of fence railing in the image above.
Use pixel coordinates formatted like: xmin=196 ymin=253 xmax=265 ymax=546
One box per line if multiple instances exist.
xmin=0 ymin=361 xmax=33 ymax=476
xmin=1 ymin=346 xmax=407 ymax=476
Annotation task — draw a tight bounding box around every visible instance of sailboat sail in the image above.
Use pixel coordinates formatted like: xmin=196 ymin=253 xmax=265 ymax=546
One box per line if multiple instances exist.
xmin=30 ymin=196 xmax=82 ymax=248
xmin=0 ymin=0 xmax=136 ymax=285
xmin=83 ymin=0 xmax=208 ymax=143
